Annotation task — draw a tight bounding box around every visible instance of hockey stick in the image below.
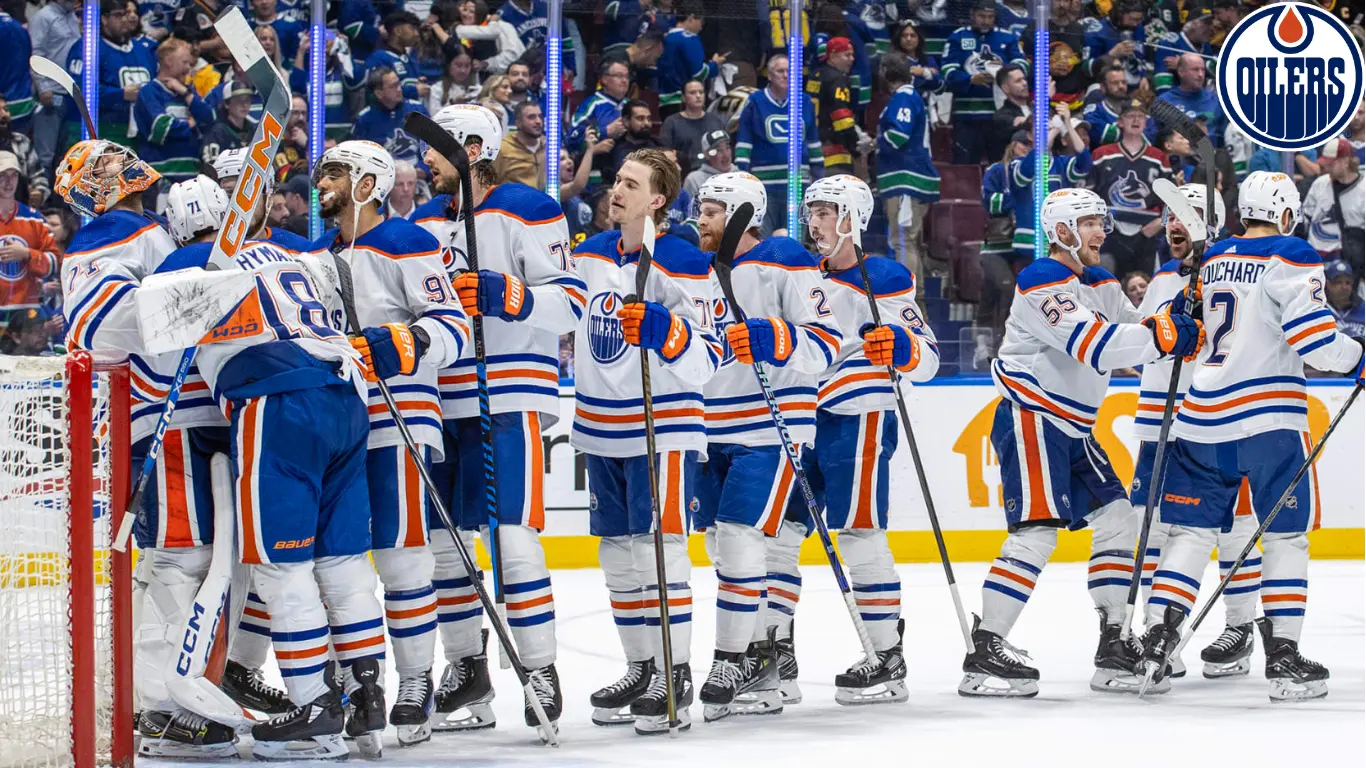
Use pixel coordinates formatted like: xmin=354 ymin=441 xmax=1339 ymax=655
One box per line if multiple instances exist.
xmin=1121 ymin=103 xmax=1215 ymax=642
xmin=403 ymin=112 xmax=512 ymax=671
xmin=624 ymin=215 xmax=680 ymax=736
xmin=850 ymin=244 xmax=973 ymax=652
xmin=710 ymin=204 xmax=879 ymax=664
xmin=29 ymin=55 xmax=96 ymax=140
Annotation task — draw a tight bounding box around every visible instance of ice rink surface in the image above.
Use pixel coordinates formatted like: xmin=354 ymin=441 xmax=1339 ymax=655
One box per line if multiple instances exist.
xmin=186 ymin=560 xmax=1363 ymax=768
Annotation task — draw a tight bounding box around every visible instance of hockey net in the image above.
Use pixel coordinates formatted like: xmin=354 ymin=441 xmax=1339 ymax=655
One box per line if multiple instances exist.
xmin=0 ymin=354 xmax=132 ymax=768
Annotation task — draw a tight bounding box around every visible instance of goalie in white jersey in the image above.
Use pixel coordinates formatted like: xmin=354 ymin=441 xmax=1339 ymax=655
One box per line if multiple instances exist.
xmin=691 ymin=172 xmax=843 ymax=720
xmin=1138 ymin=172 xmax=1365 ymax=702
xmin=413 ymin=104 xmax=586 ymax=732
xmin=960 ymin=188 xmax=1204 ymax=699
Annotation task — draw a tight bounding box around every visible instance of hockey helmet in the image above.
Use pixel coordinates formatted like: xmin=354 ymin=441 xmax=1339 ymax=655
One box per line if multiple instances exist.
xmin=312 ymin=140 xmax=397 ymax=206
xmin=1172 ymin=183 xmax=1227 ymax=236
xmin=695 ymin=172 xmax=767 ymax=231
xmin=800 ymin=175 xmax=874 ymax=232
xmin=55 ymin=140 xmax=162 ymax=219
xmin=1238 ymin=171 xmax=1300 ymax=235
xmin=433 ymin=104 xmax=503 ymax=163
xmin=1041 ymin=188 xmax=1113 ymax=255
xmin=165 ymin=175 xmax=229 ymax=245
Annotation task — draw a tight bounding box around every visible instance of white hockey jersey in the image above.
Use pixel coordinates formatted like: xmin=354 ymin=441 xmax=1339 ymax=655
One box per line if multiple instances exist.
xmin=993 ymin=259 xmax=1163 ymax=437
xmin=571 ymin=230 xmax=721 ymax=458
xmin=312 ymin=218 xmax=470 ymax=458
xmin=1133 ymin=258 xmax=1195 ymax=442
xmin=1171 ymin=234 xmax=1363 ymax=443
xmin=816 ymin=256 xmax=939 ymax=416
xmin=707 ymin=236 xmax=843 ymax=446
xmin=413 ymin=185 xmax=587 ymax=425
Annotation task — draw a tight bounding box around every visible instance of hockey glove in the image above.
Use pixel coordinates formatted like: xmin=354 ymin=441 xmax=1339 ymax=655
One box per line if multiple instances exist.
xmin=726 ymin=318 xmax=797 ymax=366
xmin=860 ymin=323 xmax=920 ymax=371
xmin=351 ymin=323 xmax=425 ymax=382
xmin=453 ymin=270 xmax=534 ymax=321
xmin=1168 ymin=277 xmax=1203 ymax=318
xmin=1143 ymin=312 xmax=1204 ymax=362
xmin=619 ymin=300 xmax=690 ymax=362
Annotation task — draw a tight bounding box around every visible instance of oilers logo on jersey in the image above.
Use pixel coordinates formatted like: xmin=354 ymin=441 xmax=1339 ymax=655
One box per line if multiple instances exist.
xmin=588 ymin=292 xmax=629 ymax=364
xmin=0 ymin=235 xmax=27 ymax=281
xmin=711 ymin=300 xmax=736 ymax=365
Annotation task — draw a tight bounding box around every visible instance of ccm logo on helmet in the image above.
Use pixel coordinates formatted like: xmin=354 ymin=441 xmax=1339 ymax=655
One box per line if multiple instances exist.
xmin=1218 ymin=3 xmax=1363 ymax=152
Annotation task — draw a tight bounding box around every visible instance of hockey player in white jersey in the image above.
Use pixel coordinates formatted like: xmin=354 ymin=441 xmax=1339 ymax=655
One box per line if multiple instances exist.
xmin=691 ymin=172 xmax=843 ymax=721
xmin=311 ymin=140 xmax=471 ymax=747
xmin=413 ymin=104 xmax=586 ymax=732
xmin=763 ymin=175 xmax=938 ymax=706
xmin=1131 ymin=184 xmax=1262 ymax=682
xmin=1137 ymin=171 xmax=1365 ymax=701
xmin=212 ymin=147 xmax=314 ymax=252
xmin=57 ymin=144 xmax=242 ymax=758
xmin=571 ymin=148 xmax=722 ymax=734
xmin=959 ymin=188 xmax=1204 ymax=699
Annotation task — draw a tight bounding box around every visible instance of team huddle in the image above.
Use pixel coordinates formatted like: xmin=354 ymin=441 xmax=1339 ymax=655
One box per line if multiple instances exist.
xmin=56 ymin=98 xmax=1363 ymax=759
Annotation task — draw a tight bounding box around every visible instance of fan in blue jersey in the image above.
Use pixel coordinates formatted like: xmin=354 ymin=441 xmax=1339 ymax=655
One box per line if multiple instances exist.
xmin=1152 ymin=52 xmax=1224 ymax=148
xmin=1083 ymin=0 xmax=1153 ymax=91
xmin=656 ymin=2 xmax=722 ymax=119
xmin=0 ymin=10 xmax=34 ymax=133
xmin=890 ymin=19 xmax=943 ymax=95
xmin=66 ymin=0 xmax=160 ymax=146
xmin=353 ymin=68 xmax=431 ymax=176
xmin=732 ymin=53 xmax=823 ymax=236
xmin=1006 ymin=104 xmax=1093 ymax=261
xmin=942 ymin=0 xmax=1027 ymax=164
xmin=1152 ymin=7 xmax=1214 ymax=95
xmin=368 ymin=10 xmax=428 ymax=102
xmin=134 ymin=38 xmax=215 ymax=184
xmin=250 ymin=0 xmax=306 ymax=62
xmin=876 ymin=54 xmax=939 ymax=287
xmin=328 ymin=0 xmax=381 ymax=63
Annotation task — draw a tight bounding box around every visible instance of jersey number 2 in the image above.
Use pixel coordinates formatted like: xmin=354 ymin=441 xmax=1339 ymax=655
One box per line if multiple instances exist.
xmin=1204 ymin=290 xmax=1237 ymax=366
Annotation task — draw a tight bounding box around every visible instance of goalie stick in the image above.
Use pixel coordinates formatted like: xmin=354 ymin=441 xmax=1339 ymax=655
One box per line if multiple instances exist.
xmin=710 ymin=203 xmax=879 ymax=665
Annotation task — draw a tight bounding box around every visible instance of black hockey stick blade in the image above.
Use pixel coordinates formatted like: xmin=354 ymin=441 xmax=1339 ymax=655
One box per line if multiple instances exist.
xmin=31 ymin=56 xmax=96 ymax=140
xmin=710 ymin=202 xmax=756 ymax=322
xmin=1149 ymin=100 xmax=1204 ymax=145
xmin=404 ymin=112 xmax=469 ymax=171
xmin=627 ymin=215 xmax=657 ymax=302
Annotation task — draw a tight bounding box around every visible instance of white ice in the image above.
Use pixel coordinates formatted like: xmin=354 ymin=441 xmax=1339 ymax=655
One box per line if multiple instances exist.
xmin=174 ymin=560 xmax=1363 ymax=768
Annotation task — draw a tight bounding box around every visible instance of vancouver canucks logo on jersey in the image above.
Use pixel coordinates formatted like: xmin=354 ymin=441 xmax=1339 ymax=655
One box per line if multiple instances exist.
xmin=588 ymin=292 xmax=629 ymax=364
xmin=964 ymin=47 xmax=1003 ymax=77
xmin=1108 ymin=170 xmax=1149 ymax=209
xmin=1218 ymin=3 xmax=1363 ymax=151
xmin=385 ymin=129 xmax=422 ymax=166
xmin=0 ymin=236 xmax=28 ymax=280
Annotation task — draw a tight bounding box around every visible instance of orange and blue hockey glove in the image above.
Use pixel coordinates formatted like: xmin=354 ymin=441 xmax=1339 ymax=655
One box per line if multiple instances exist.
xmin=351 ymin=323 xmax=424 ymax=382
xmin=859 ymin=323 xmax=920 ymax=371
xmin=453 ymin=270 xmax=534 ymax=321
xmin=619 ymin=300 xmax=690 ymax=362
xmin=1143 ymin=311 xmax=1204 ymax=362
xmin=726 ymin=318 xmax=797 ymax=366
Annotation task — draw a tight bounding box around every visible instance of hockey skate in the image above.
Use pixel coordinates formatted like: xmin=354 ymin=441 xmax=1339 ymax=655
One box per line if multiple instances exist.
xmin=631 ymin=663 xmax=693 ymax=735
xmin=1136 ymin=605 xmax=1185 ymax=696
xmin=589 ymin=658 xmax=654 ymax=726
xmin=1258 ymin=617 xmax=1329 ymax=702
xmin=137 ymin=709 xmax=239 ymax=760
xmin=524 ymin=664 xmax=563 ymax=743
xmin=959 ymin=614 xmax=1040 ymax=698
xmin=1090 ymin=610 xmax=1147 ymax=694
xmin=250 ymin=669 xmax=348 ymax=762
xmin=701 ymin=629 xmax=783 ymax=722
xmin=220 ymin=660 xmax=291 ymax=715
xmin=774 ymin=630 xmax=802 ymax=704
xmin=390 ymin=671 xmax=434 ymax=747
xmin=434 ymin=632 xmax=496 ymax=732
xmin=1201 ymin=622 xmax=1255 ymax=678
xmin=834 ymin=619 xmax=908 ymax=706
xmin=343 ymin=658 xmax=386 ymax=758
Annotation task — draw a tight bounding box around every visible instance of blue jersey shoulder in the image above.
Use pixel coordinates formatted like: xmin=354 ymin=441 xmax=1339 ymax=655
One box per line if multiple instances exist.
xmin=1155 ymin=258 xmax=1184 ymax=277
xmin=1204 ymin=234 xmax=1321 ymax=266
xmin=362 ymin=217 xmax=441 ymax=255
xmin=14 ymin=202 xmax=44 ymax=223
xmin=1081 ymin=265 xmax=1119 ymax=286
xmin=574 ymin=230 xmax=620 ymax=257
xmin=154 ymin=242 xmax=212 ymax=274
xmin=313 ymin=227 xmax=340 ymax=251
xmin=827 ymin=255 xmax=913 ymax=297
xmin=67 ymin=210 xmax=161 ymax=256
xmin=652 ymin=234 xmax=711 ymax=278
xmin=737 ymin=236 xmax=820 ymax=269
xmin=482 ymin=183 xmax=564 ymax=223
xmin=1016 ymin=257 xmax=1078 ymax=292
xmin=412 ymin=194 xmax=453 ymax=223
xmin=265 ymin=227 xmax=313 ymax=251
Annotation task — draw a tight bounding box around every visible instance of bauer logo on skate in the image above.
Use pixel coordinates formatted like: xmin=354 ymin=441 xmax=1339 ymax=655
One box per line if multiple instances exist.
xmin=588 ymin=292 xmax=628 ymax=364
xmin=1218 ymin=3 xmax=1364 ymax=151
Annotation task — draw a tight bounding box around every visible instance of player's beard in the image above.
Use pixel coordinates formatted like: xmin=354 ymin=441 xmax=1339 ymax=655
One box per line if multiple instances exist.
xmin=319 ymin=186 xmax=350 ymax=219
xmin=432 ymin=170 xmax=460 ymax=196
xmin=698 ymin=223 xmax=721 ymax=252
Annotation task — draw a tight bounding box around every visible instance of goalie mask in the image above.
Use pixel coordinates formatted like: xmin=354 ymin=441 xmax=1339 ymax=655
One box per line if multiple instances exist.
xmin=166 ymin=175 xmax=229 ymax=245
xmin=55 ymin=140 xmax=162 ymax=218
xmin=1041 ymin=188 xmax=1113 ymax=257
xmin=695 ymin=172 xmax=766 ymax=231
xmin=312 ymin=140 xmax=396 ymax=207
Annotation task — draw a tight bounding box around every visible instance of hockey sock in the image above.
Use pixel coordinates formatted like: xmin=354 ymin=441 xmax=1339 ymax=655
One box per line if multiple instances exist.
xmin=1144 ymin=525 xmax=1216 ymax=626
xmin=499 ymin=525 xmax=557 ymax=669
xmin=841 ymin=528 xmax=901 ymax=652
xmin=600 ymin=536 xmax=652 ymax=662
xmin=712 ymin=522 xmax=766 ymax=653
xmin=431 ymin=527 xmax=484 ymax=662
xmin=1088 ymin=499 xmax=1139 ymax=624
xmin=980 ymin=526 xmax=1056 ymax=638
xmin=255 ymin=560 xmax=332 ymax=705
xmin=373 ymin=546 xmax=438 ymax=677
xmin=765 ymin=521 xmax=805 ymax=640
xmin=636 ymin=533 xmax=693 ymax=666
xmin=315 ymin=554 xmax=387 ymax=680
xmin=1261 ymin=533 xmax=1310 ymax=642
xmin=134 ymin=546 xmax=213 ymax=712
xmin=1219 ymin=512 xmax=1262 ymax=627
xmin=1139 ymin=512 xmax=1170 ymax=624
xmin=229 ymin=587 xmax=273 ymax=669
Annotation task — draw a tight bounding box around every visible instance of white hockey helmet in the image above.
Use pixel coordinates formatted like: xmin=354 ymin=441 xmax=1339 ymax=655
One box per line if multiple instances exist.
xmin=1041 ymin=188 xmax=1113 ymax=255
xmin=313 ymin=140 xmax=397 ymax=206
xmin=212 ymin=147 xmax=248 ymax=186
xmin=1172 ymin=182 xmax=1227 ymax=235
xmin=1238 ymin=171 xmax=1300 ymax=235
xmin=433 ymin=104 xmax=503 ymax=163
xmin=800 ymin=174 xmax=874 ymax=248
xmin=695 ymin=171 xmax=766 ymax=231
xmin=165 ymin=175 xmax=229 ymax=245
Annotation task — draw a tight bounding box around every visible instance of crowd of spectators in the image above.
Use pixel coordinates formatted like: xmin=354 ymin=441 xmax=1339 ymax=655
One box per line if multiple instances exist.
xmin=0 ymin=0 xmax=1361 ymax=377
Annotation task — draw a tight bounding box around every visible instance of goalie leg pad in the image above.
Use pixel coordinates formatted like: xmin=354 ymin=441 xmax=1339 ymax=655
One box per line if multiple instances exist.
xmin=497 ymin=524 xmax=557 ymax=669
xmin=314 ymin=554 xmax=387 ymax=672
xmin=134 ymin=545 xmax=214 ymax=713
xmin=980 ymin=526 xmax=1056 ymax=638
xmin=373 ymin=546 xmax=438 ymax=676
xmin=431 ymin=526 xmax=484 ymax=663
xmin=254 ymin=560 xmax=332 ymax=705
xmin=839 ymin=528 xmax=901 ymax=652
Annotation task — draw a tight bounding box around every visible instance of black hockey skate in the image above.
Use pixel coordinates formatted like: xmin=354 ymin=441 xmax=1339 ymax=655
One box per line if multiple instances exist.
xmin=1258 ymin=617 xmax=1329 ymax=702
xmin=1137 ymin=604 xmax=1186 ymax=696
xmin=344 ymin=658 xmax=386 ymax=758
xmin=1091 ymin=610 xmax=1146 ymax=694
xmin=434 ymin=629 xmax=495 ymax=731
xmin=704 ymin=629 xmax=783 ymax=721
xmin=1200 ymin=622 xmax=1255 ymax=679
xmin=631 ymin=663 xmax=693 ymax=735
xmin=774 ymin=628 xmax=801 ymax=704
xmin=390 ymin=671 xmax=434 ymax=747
xmin=220 ymin=659 xmax=291 ymax=715
xmin=137 ymin=709 xmax=238 ymax=760
xmin=959 ymin=613 xmax=1040 ymax=698
xmin=524 ymin=664 xmax=563 ymax=742
xmin=590 ymin=658 xmax=654 ymax=726
xmin=250 ymin=667 xmax=347 ymax=762
xmin=834 ymin=619 xmax=908 ymax=706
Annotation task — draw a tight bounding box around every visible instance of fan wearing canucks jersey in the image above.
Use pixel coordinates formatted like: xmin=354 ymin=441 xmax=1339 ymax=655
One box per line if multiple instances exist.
xmin=958 ymin=188 xmax=1204 ymax=700
xmin=1138 ymin=172 xmax=1366 ymax=703
xmin=942 ymin=0 xmax=1027 ymax=164
xmin=691 ymin=173 xmax=842 ymax=722
xmin=413 ymin=105 xmax=586 ymax=734
xmin=571 ymin=148 xmax=722 ymax=735
xmin=732 ymin=54 xmax=823 ymax=235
